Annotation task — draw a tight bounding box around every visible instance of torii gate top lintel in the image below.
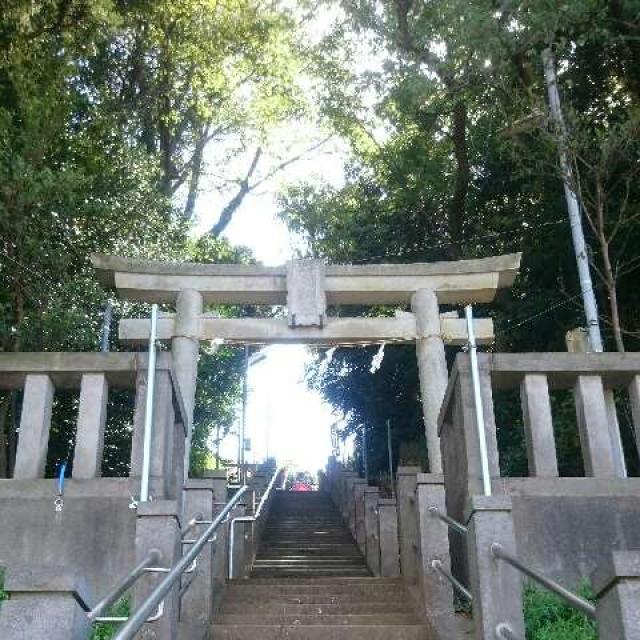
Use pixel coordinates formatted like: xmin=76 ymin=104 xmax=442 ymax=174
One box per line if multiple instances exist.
xmin=91 ymin=252 xmax=521 ymax=306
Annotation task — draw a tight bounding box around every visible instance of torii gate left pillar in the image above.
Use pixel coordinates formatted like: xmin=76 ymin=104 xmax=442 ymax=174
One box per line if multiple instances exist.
xmin=172 ymin=289 xmax=203 ymax=471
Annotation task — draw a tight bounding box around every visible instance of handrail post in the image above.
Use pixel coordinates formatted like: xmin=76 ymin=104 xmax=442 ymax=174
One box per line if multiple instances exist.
xmin=416 ymin=475 xmax=459 ymax=635
xmin=465 ymin=495 xmax=525 ymax=640
xmin=592 ymin=551 xmax=640 ymax=640
xmin=140 ymin=303 xmax=158 ymax=503
xmin=181 ymin=480 xmax=218 ymax=634
xmin=465 ymin=305 xmax=492 ymax=497
xmin=133 ymin=500 xmax=181 ymax=640
xmin=228 ymin=467 xmax=284 ymax=579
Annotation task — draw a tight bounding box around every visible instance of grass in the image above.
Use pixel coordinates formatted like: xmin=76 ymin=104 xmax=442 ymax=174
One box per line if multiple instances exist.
xmin=0 ymin=568 xmax=6 ymax=606
xmin=524 ymin=583 xmax=597 ymax=640
xmin=89 ymin=597 xmax=130 ymax=640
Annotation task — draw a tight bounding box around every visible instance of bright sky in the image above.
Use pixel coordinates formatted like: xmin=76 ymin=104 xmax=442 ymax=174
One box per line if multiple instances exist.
xmin=193 ymin=137 xmax=348 ymax=474
xmin=192 ymin=6 xmax=384 ymax=474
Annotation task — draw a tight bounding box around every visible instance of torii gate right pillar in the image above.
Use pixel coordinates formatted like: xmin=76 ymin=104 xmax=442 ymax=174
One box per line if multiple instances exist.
xmin=412 ymin=289 xmax=447 ymax=473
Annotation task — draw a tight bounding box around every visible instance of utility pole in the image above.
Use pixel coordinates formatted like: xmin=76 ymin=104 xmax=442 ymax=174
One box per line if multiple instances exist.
xmin=542 ymin=48 xmax=604 ymax=352
xmin=239 ymin=346 xmax=249 ymax=484
xmin=362 ymin=427 xmax=368 ymax=481
xmin=215 ymin=424 xmax=221 ymax=470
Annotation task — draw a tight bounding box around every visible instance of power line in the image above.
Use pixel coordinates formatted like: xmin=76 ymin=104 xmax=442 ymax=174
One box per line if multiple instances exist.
xmin=494 ymin=259 xmax=640 ymax=339
xmin=328 ymin=219 xmax=567 ymax=265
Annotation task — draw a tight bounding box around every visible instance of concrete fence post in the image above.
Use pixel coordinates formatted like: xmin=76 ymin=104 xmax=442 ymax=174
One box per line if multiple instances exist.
xmin=13 ymin=374 xmax=55 ymax=479
xmin=626 ymin=375 xmax=640 ymax=461
xmin=416 ymin=473 xmax=458 ymax=634
xmin=230 ymin=502 xmax=249 ymax=580
xmin=353 ymin=480 xmax=367 ymax=553
xmin=593 ymin=551 xmax=640 ymax=640
xmin=0 ymin=568 xmax=92 ymax=640
xmin=201 ymin=470 xmax=231 ymax=612
xmin=396 ymin=466 xmax=421 ymax=586
xmin=378 ymin=497 xmax=400 ymax=578
xmin=520 ymin=374 xmax=558 ymax=477
xmin=465 ymin=496 xmax=525 ymax=640
xmin=346 ymin=476 xmax=362 ymax=535
xmin=180 ymin=479 xmax=217 ymax=637
xmin=364 ymin=486 xmax=381 ymax=576
xmin=341 ymin=472 xmax=358 ymax=523
xmin=73 ymin=373 xmax=109 ymax=479
xmin=133 ymin=500 xmax=182 ymax=640
xmin=574 ymin=376 xmax=616 ymax=477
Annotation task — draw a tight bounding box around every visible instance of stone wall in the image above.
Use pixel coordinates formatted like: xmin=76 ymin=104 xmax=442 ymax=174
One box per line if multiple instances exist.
xmin=0 ymin=479 xmax=136 ymax=596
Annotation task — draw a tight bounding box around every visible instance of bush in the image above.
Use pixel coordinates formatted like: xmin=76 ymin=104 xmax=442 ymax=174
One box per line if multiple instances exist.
xmin=524 ymin=584 xmax=597 ymax=640
xmin=90 ymin=597 xmax=130 ymax=640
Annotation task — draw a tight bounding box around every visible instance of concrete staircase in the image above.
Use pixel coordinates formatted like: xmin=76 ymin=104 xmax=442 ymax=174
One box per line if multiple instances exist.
xmin=212 ymin=491 xmax=431 ymax=639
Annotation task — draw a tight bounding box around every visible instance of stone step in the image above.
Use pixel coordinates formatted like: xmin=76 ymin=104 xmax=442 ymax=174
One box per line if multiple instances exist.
xmin=211 ymin=624 xmax=430 ymax=640
xmin=216 ymin=614 xmax=420 ymax=626
xmin=228 ymin=576 xmax=404 ymax=586
xmin=256 ymin=556 xmax=364 ymax=563
xmin=221 ymin=591 xmax=407 ymax=606
xmin=219 ymin=602 xmax=414 ymax=615
xmin=251 ymin=569 xmax=371 ymax=578
xmin=226 ymin=580 xmax=404 ymax=598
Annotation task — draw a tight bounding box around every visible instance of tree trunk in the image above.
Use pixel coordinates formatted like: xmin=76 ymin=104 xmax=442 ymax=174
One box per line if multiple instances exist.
xmin=447 ymin=99 xmax=470 ymax=259
xmin=209 ymin=148 xmax=262 ymax=237
xmin=594 ymin=184 xmax=625 ymax=352
xmin=183 ymin=126 xmax=208 ymax=219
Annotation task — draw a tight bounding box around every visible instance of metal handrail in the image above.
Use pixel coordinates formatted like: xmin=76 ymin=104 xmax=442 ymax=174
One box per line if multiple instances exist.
xmin=428 ymin=506 xmax=468 ymax=535
xmin=490 ymin=543 xmax=596 ymax=619
xmin=431 ymin=559 xmax=472 ymax=601
xmin=140 ymin=304 xmax=158 ymax=503
xmin=113 ymin=484 xmax=251 ymax=640
xmin=228 ymin=467 xmax=285 ymax=579
xmin=181 ymin=512 xmax=205 ymax=538
xmin=88 ymin=549 xmax=162 ymax=622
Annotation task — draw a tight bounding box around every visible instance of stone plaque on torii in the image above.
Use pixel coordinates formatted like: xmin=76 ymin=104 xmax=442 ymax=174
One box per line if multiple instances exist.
xmin=92 ymin=252 xmax=521 ymax=473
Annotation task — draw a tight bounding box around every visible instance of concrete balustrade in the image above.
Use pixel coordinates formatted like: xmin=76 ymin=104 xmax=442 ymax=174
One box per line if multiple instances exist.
xmin=0 ymin=352 xmax=191 ymax=613
xmin=0 ymin=352 xmax=189 ymax=484
xmin=439 ymin=352 xmax=640 ymax=585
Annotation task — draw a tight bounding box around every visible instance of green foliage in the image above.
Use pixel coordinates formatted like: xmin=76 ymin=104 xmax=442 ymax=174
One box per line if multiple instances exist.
xmin=524 ymin=585 xmax=597 ymax=640
xmin=281 ymin=0 xmax=640 ymax=478
xmin=89 ymin=597 xmax=131 ymax=640
xmin=0 ymin=567 xmax=6 ymax=604
xmin=0 ymin=0 xmax=301 ymax=476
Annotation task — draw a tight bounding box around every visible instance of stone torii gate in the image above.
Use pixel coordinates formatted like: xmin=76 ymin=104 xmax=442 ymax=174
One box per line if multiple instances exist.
xmin=92 ymin=252 xmax=521 ymax=473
